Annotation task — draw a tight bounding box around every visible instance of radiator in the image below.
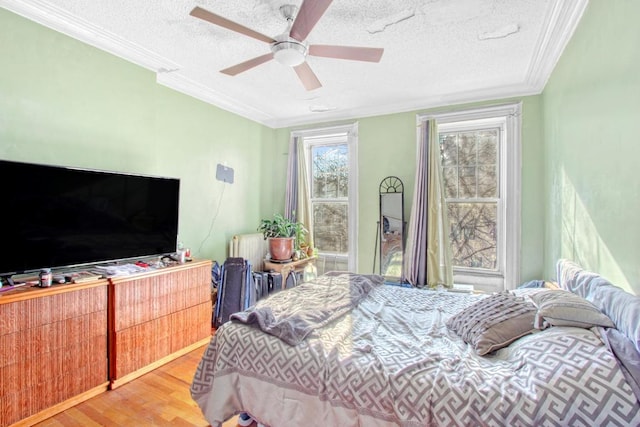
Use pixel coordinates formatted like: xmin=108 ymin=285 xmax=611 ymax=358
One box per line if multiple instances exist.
xmin=229 ymin=233 xmax=268 ymax=272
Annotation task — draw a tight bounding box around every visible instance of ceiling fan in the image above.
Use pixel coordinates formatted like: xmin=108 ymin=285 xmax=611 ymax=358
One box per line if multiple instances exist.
xmin=189 ymin=0 xmax=384 ymax=91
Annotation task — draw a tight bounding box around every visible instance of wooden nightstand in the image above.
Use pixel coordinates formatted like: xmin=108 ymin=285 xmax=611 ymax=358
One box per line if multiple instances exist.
xmin=263 ymin=256 xmax=317 ymax=290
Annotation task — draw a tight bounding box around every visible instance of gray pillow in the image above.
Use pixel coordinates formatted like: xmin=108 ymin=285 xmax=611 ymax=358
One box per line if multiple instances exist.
xmin=446 ymin=291 xmax=537 ymax=356
xmin=530 ymin=289 xmax=614 ymax=329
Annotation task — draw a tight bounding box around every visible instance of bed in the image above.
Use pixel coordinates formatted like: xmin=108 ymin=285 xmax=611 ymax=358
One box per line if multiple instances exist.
xmin=191 ymin=261 xmax=640 ymax=426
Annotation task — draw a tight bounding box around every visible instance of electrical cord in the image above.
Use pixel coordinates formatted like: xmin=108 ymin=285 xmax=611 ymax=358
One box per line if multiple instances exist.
xmin=197 ymin=183 xmax=226 ymax=256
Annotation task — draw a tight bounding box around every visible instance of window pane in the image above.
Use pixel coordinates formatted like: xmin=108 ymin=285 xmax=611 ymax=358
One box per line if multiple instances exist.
xmin=311 ymin=145 xmax=348 ymax=198
xmin=443 ymin=166 xmax=458 ymax=198
xmin=478 ymin=166 xmax=497 ymax=197
xmin=459 ymin=166 xmax=476 ymax=198
xmin=313 ymin=202 xmax=348 ymax=254
xmin=440 ymin=134 xmax=458 ymax=166
xmin=478 ymin=130 xmax=497 ymax=165
xmin=447 ymin=202 xmax=497 ymax=270
xmin=478 ymin=129 xmax=498 ymax=197
xmin=458 ymin=132 xmax=477 ymax=166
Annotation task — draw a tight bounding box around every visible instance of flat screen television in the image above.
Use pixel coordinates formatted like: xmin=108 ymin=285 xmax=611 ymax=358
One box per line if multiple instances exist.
xmin=1 ymin=159 xmax=180 ymax=277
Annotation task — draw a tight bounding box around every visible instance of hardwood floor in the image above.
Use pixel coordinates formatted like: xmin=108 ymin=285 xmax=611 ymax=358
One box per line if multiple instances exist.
xmin=32 ymin=345 xmax=246 ymax=427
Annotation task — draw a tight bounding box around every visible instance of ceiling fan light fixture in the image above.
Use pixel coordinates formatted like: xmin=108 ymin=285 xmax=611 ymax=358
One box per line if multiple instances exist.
xmin=190 ymin=1 xmax=383 ymax=90
xmin=272 ymin=40 xmax=307 ymax=66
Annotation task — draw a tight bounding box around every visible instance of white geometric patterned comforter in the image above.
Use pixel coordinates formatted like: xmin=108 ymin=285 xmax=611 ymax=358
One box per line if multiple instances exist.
xmin=191 ymin=276 xmax=640 ymax=427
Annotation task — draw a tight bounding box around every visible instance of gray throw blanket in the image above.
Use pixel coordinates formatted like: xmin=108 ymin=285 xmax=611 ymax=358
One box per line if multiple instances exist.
xmin=230 ymin=272 xmax=384 ymax=345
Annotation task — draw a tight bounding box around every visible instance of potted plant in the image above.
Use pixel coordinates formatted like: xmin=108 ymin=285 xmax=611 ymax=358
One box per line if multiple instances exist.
xmin=258 ymin=214 xmax=308 ymax=261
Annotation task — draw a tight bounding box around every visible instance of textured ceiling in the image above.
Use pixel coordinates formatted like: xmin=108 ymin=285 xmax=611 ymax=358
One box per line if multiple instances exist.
xmin=1 ymin=0 xmax=588 ymax=128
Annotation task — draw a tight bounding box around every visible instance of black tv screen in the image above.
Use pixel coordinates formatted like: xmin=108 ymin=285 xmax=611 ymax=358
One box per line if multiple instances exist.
xmin=1 ymin=159 xmax=180 ymax=276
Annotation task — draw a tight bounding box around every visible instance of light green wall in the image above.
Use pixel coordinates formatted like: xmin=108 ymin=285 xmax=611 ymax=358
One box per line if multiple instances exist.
xmin=0 ymin=8 xmax=276 ymax=263
xmin=542 ymin=0 xmax=640 ymax=294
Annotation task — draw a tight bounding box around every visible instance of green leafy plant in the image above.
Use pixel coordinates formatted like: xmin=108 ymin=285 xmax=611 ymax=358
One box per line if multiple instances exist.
xmin=258 ymin=213 xmax=308 ymax=248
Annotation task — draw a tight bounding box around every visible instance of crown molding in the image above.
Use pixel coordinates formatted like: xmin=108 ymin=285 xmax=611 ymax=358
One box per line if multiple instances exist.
xmin=267 ymin=81 xmax=539 ymax=129
xmin=525 ymin=0 xmax=589 ymax=91
xmin=0 ymin=0 xmax=179 ymax=72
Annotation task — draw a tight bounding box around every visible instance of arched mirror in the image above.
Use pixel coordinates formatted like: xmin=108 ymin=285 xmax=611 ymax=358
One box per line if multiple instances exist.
xmin=379 ymin=176 xmax=404 ymax=280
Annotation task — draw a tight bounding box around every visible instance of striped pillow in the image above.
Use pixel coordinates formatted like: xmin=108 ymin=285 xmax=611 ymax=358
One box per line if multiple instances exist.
xmin=446 ymin=291 xmax=537 ymax=355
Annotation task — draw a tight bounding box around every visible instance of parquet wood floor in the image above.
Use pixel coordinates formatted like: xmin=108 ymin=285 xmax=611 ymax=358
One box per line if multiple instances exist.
xmin=32 ymin=344 xmax=248 ymax=427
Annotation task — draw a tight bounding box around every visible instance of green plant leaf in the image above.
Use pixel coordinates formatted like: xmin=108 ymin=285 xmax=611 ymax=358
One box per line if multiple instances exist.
xmin=258 ymin=213 xmax=308 ymax=249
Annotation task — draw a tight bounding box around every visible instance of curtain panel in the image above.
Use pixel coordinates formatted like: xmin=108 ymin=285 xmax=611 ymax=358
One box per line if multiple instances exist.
xmin=284 ymin=136 xmax=314 ymax=248
xmin=404 ymin=120 xmax=453 ymax=288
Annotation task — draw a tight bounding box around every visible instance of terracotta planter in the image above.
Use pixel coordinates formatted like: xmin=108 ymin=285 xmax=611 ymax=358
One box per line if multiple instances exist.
xmin=268 ymin=237 xmax=294 ymax=261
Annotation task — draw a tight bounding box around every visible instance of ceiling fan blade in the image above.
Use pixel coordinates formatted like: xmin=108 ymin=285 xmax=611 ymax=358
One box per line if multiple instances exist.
xmin=293 ymin=62 xmax=322 ymax=91
xmin=220 ymin=53 xmax=274 ymax=76
xmin=289 ymin=0 xmax=333 ymax=42
xmin=190 ymin=6 xmax=276 ymax=44
xmin=308 ymin=45 xmax=384 ymax=62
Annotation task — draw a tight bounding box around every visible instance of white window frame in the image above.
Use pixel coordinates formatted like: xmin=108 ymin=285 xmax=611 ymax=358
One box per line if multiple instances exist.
xmin=291 ymin=123 xmax=358 ymax=272
xmin=418 ymin=103 xmax=521 ymax=292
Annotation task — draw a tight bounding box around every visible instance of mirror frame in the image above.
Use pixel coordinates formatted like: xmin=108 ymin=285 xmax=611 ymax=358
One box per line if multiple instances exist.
xmin=379 ymin=176 xmax=405 ymax=281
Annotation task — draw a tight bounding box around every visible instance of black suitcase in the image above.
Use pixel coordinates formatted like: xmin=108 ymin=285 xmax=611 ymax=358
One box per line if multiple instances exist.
xmin=253 ymin=271 xmax=267 ymax=300
xmin=252 ymin=271 xmax=283 ymax=300
xmin=213 ymin=258 xmax=255 ymax=328
xmin=267 ymin=272 xmax=283 ymax=294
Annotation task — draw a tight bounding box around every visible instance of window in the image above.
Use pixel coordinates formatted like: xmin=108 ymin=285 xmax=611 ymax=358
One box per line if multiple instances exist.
xmin=440 ymin=127 xmax=499 ymax=270
xmin=293 ymin=123 xmax=358 ymax=274
xmin=421 ymin=103 xmax=521 ymax=291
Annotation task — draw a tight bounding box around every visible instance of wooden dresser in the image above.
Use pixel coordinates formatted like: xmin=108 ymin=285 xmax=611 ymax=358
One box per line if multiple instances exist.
xmin=0 ymin=259 xmax=212 ymax=426
xmin=0 ymin=281 xmax=109 ymax=427
xmin=108 ymin=259 xmax=212 ymax=389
